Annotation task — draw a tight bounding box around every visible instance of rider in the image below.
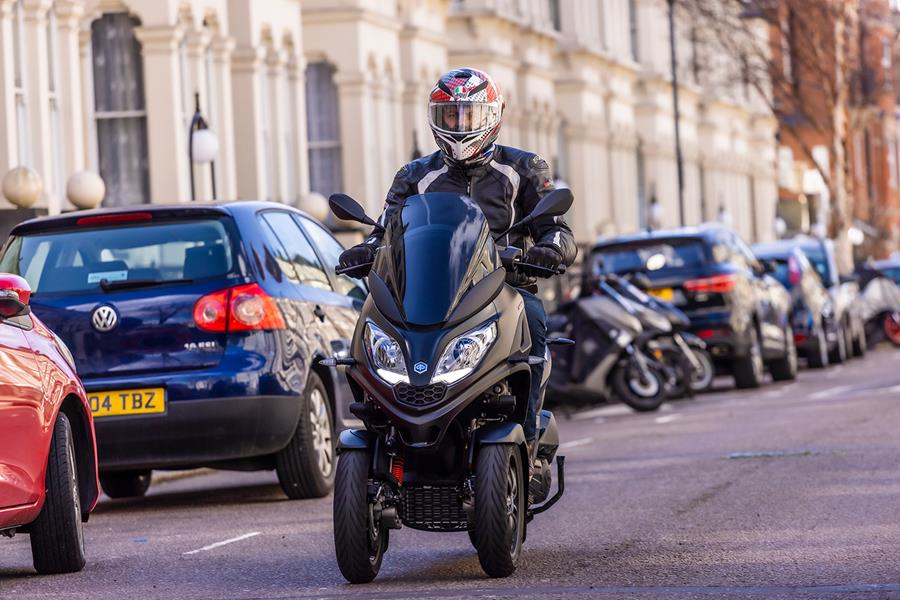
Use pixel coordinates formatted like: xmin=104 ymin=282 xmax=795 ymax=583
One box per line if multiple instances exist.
xmin=338 ymin=67 xmax=577 ymax=461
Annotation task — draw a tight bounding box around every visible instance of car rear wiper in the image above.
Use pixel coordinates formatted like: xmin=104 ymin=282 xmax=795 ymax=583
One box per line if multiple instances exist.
xmin=100 ymin=278 xmax=194 ymax=292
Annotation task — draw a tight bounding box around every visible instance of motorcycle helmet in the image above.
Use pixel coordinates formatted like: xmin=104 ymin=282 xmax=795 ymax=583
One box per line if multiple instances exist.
xmin=428 ymin=67 xmax=504 ymax=168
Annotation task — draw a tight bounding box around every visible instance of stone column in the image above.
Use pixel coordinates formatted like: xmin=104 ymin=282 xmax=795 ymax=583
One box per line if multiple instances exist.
xmin=23 ymin=0 xmax=55 ymax=212
xmin=334 ymin=71 xmax=380 ymax=213
xmin=134 ymin=25 xmax=190 ymax=203
xmin=0 ymin=0 xmax=17 ymax=180
xmin=286 ymin=53 xmax=310 ymax=204
xmin=267 ymin=48 xmax=290 ymax=203
xmin=185 ymin=28 xmax=213 ymax=201
xmin=230 ymin=45 xmax=266 ymax=200
xmin=54 ymin=0 xmax=85 ymax=196
xmin=210 ymin=35 xmax=237 ymax=199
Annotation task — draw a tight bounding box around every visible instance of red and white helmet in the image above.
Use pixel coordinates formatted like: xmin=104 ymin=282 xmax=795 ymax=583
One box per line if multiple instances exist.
xmin=428 ymin=68 xmax=504 ymax=167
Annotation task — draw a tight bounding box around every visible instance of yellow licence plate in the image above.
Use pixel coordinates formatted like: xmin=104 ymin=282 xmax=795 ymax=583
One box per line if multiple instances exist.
xmin=88 ymin=388 xmax=166 ymax=418
xmin=648 ymin=288 xmax=674 ymax=302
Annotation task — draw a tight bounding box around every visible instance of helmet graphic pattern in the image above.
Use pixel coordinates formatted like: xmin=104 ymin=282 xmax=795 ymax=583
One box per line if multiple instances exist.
xmin=428 ymin=68 xmax=504 ymax=166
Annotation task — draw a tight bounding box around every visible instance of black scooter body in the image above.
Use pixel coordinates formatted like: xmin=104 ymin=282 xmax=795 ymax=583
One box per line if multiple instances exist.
xmin=328 ymin=190 xmax=571 ymax=583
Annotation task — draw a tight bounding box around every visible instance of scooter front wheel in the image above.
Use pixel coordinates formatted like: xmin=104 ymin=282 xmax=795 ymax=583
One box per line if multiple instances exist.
xmin=612 ymin=361 xmax=666 ymax=412
xmin=473 ymin=443 xmax=525 ymax=578
xmin=333 ymin=449 xmax=388 ymax=584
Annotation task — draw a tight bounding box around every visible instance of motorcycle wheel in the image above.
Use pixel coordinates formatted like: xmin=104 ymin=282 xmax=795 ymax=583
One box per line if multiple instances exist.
xmin=688 ymin=347 xmax=715 ymax=393
xmin=885 ymin=313 xmax=900 ymax=347
xmin=333 ymin=449 xmax=388 ymax=584
xmin=660 ymin=348 xmax=691 ymax=399
xmin=611 ymin=360 xmax=666 ymax=412
xmin=473 ymin=444 xmax=525 ymax=578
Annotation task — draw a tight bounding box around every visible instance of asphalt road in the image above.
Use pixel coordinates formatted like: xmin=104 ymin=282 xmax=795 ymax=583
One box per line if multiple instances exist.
xmin=3 ymin=348 xmax=900 ymax=599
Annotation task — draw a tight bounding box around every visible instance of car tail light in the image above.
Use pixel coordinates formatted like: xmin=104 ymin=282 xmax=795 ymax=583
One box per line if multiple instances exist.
xmin=696 ymin=329 xmax=716 ymax=339
xmin=788 ymin=256 xmax=802 ymax=286
xmin=684 ymin=274 xmax=737 ymax=294
xmin=794 ymin=333 xmax=807 ymax=344
xmin=76 ymin=212 xmax=153 ymax=226
xmin=194 ymin=283 xmax=285 ymax=332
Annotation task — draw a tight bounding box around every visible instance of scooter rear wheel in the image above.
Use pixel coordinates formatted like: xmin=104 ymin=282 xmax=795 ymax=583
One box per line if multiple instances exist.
xmin=473 ymin=444 xmax=525 ymax=578
xmin=333 ymin=449 xmax=387 ymax=584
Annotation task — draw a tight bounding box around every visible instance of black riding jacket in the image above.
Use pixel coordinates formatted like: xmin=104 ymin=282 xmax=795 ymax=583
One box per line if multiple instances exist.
xmin=366 ymin=146 xmax=578 ymax=292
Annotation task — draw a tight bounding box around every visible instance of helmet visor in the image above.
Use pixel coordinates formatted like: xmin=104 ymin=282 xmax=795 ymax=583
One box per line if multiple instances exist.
xmin=429 ymin=102 xmax=500 ymax=134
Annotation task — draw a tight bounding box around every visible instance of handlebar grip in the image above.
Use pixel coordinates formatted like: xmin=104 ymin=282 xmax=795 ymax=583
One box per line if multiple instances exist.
xmin=335 ymin=262 xmax=373 ymax=277
xmin=515 ymin=262 xmax=566 ymax=278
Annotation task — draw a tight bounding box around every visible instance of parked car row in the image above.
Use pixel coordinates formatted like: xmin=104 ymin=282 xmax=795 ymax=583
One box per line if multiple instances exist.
xmin=0 ymin=201 xmax=366 ymax=573
xmin=547 ymin=223 xmax=880 ymax=410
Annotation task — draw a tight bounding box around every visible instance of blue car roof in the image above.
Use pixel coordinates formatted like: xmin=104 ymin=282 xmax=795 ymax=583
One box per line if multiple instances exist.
xmin=9 ymin=200 xmax=310 ymax=235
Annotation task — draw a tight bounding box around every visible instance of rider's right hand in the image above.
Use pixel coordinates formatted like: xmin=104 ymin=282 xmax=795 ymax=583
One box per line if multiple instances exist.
xmin=339 ymin=243 xmax=376 ymax=276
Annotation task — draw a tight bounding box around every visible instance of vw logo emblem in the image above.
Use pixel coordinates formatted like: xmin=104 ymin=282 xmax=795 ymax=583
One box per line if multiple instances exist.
xmin=91 ymin=305 xmax=118 ymax=332
xmin=414 ymin=361 xmax=428 ymax=374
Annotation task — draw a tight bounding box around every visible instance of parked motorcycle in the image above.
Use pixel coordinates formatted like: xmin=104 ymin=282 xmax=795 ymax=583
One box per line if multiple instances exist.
xmin=614 ymin=272 xmax=715 ymax=397
xmin=857 ymin=270 xmax=900 ymax=347
xmin=323 ymin=189 xmax=572 ymax=583
xmin=547 ymin=275 xmax=668 ymax=412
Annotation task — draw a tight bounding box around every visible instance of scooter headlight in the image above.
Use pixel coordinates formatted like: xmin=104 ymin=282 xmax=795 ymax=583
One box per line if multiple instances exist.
xmin=432 ymin=321 xmax=497 ymax=385
xmin=364 ymin=321 xmax=409 ymax=384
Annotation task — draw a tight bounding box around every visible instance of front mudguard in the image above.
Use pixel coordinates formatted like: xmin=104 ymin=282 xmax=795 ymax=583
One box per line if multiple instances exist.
xmin=336 ymin=428 xmax=377 ymax=453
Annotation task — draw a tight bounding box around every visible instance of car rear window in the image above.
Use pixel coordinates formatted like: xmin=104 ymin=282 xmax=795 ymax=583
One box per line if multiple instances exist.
xmin=592 ymin=239 xmax=708 ymax=276
xmin=0 ymin=218 xmax=239 ymax=294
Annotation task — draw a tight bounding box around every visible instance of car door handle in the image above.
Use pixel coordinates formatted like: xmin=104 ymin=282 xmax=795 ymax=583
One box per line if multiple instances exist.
xmin=313 ymin=305 xmax=326 ymax=322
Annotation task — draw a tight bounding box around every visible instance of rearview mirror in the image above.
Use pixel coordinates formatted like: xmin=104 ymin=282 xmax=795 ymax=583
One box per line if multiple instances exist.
xmin=329 ymin=193 xmax=380 ymax=228
xmin=0 ymin=274 xmax=30 ymax=318
xmin=496 ymin=188 xmax=574 ymax=239
xmin=528 ymin=188 xmax=574 ymax=222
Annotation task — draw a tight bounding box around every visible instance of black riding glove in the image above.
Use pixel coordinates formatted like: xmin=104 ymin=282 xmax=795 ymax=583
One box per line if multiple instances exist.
xmin=338 ymin=243 xmax=377 ymax=277
xmin=519 ymin=245 xmax=563 ymax=278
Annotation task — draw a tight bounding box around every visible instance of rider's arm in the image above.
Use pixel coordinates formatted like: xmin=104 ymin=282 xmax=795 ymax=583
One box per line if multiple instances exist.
xmin=519 ymin=155 xmax=578 ymax=267
xmin=364 ymin=164 xmax=414 ymax=247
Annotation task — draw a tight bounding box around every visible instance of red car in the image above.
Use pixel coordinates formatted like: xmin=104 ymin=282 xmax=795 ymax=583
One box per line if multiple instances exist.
xmin=0 ymin=274 xmax=99 ymax=574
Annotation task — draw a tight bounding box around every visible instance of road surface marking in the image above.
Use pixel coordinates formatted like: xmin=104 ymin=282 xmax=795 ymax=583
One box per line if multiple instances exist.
xmin=810 ymin=385 xmax=853 ymax=400
xmin=182 ymin=532 xmax=261 ymax=555
xmin=573 ymin=405 xmax=633 ymax=420
xmin=559 ymin=437 xmax=594 ymax=449
xmin=654 ymin=414 xmax=681 ymax=424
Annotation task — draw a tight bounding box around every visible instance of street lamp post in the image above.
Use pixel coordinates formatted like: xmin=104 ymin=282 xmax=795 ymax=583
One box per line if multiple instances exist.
xmin=188 ymin=92 xmax=219 ymax=201
xmin=667 ymin=0 xmax=685 ymax=227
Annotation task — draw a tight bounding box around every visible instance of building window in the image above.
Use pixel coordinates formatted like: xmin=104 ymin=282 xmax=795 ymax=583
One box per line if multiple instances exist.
xmin=628 ymin=0 xmax=639 ymax=62
xmin=13 ymin=0 xmax=30 ymax=166
xmin=91 ymin=13 xmax=150 ymax=206
xmin=548 ymin=0 xmax=561 ymax=31
xmin=305 ymin=62 xmax=343 ymax=198
xmin=882 ymin=39 xmax=892 ymax=69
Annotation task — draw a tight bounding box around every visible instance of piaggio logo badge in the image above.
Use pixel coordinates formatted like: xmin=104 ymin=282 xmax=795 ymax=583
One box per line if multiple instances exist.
xmin=414 ymin=362 xmax=428 ymax=374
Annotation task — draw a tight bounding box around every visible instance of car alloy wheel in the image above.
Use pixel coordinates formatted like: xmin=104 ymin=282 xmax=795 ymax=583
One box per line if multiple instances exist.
xmin=309 ymin=388 xmax=334 ymax=478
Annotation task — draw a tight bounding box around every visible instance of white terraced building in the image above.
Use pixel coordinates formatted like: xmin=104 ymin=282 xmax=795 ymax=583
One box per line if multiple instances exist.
xmin=0 ymin=0 xmax=778 ymax=245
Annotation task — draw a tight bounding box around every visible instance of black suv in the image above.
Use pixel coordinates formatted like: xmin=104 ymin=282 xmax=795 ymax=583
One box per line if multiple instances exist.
xmin=589 ymin=224 xmax=796 ymax=389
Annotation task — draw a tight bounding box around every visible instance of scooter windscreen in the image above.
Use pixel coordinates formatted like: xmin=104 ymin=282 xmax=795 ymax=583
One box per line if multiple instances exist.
xmin=374 ymin=193 xmax=496 ymax=326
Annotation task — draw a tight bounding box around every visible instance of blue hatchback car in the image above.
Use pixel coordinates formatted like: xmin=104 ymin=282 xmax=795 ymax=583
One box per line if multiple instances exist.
xmin=0 ymin=202 xmax=365 ymax=500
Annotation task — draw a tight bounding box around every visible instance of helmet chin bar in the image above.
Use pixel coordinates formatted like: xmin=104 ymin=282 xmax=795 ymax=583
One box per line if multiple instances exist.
xmin=433 ymin=128 xmax=495 ymax=166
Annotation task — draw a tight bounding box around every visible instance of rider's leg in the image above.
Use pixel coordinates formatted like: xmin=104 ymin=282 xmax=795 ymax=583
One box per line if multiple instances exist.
xmin=519 ymin=289 xmax=547 ymax=443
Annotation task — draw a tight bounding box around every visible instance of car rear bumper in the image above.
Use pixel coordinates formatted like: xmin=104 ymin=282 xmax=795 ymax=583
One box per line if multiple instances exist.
xmin=93 ymin=394 xmax=300 ymax=471
xmin=685 ymin=312 xmax=750 ymax=361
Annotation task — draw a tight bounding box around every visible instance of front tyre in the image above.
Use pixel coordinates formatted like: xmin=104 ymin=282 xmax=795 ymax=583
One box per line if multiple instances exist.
xmin=333 ymin=450 xmax=387 ymax=584
xmin=611 ymin=360 xmax=665 ymax=412
xmin=688 ymin=347 xmax=715 ymax=393
xmin=473 ymin=444 xmax=525 ymax=578
xmin=276 ymin=372 xmax=335 ymax=499
xmin=733 ymin=327 xmax=764 ymax=389
xmin=100 ymin=470 xmax=151 ymax=499
xmin=769 ymin=325 xmax=798 ymax=381
xmin=30 ymin=412 xmax=86 ymax=574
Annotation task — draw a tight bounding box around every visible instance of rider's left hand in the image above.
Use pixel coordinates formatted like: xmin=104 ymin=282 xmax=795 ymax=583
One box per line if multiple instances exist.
xmin=520 ymin=245 xmax=563 ymax=277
